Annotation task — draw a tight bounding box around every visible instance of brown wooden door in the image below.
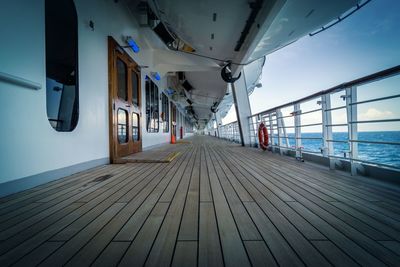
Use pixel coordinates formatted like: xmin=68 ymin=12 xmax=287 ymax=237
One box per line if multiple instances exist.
xmin=108 ymin=37 xmax=142 ymax=162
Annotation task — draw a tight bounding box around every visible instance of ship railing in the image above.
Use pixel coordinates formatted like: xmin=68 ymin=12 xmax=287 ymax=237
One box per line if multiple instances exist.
xmin=219 ymin=121 xmax=241 ymax=143
xmin=222 ymin=65 xmax=400 ymax=175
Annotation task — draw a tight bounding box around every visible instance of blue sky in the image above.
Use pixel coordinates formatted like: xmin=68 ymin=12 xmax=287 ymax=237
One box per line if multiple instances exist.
xmin=223 ymin=0 xmax=400 ymax=132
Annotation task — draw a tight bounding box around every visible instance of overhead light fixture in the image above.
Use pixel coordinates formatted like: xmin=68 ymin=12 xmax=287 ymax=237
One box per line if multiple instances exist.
xmin=126 ymin=37 xmax=140 ymax=53
xmin=165 ymin=88 xmax=175 ymax=95
xmin=152 ymin=72 xmax=161 ymax=81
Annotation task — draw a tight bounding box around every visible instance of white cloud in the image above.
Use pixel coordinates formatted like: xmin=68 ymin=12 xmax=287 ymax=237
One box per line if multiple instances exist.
xmin=359 ymin=108 xmax=394 ymax=120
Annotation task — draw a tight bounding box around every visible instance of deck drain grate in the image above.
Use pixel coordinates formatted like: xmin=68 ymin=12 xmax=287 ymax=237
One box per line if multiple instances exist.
xmin=92 ymin=174 xmax=113 ymax=183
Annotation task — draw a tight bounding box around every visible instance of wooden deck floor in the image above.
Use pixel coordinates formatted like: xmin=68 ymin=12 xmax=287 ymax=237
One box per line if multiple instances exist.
xmin=1 ymin=136 xmax=400 ymax=267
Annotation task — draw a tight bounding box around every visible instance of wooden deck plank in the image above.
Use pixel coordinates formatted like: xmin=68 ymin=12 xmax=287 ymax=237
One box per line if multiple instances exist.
xmin=50 ymin=164 xmax=161 ymax=241
xmin=0 ymin=136 xmax=399 ymax=267
xmin=288 ymin=201 xmax=387 ymax=267
xmin=114 ymin=150 xmax=192 ymax=241
xmin=252 ymin=153 xmax=400 ymax=222
xmin=144 ymin=148 xmax=198 ymax=267
xmin=244 ymin=202 xmax=304 ymax=267
xmin=65 ymin=149 xmax=192 ymax=266
xmin=203 ymin=146 xmax=251 ymax=267
xmin=234 ymin=147 xmax=400 ymax=211
xmin=0 ymin=165 xmax=127 ymax=231
xmin=218 ymin=148 xmax=326 ymax=241
xmin=12 ymin=241 xmax=65 ymax=267
xmin=199 ymin=146 xmax=213 ymax=202
xmin=243 ymin=240 xmax=278 ymax=267
xmin=208 ymin=146 xmax=262 ymax=241
xmin=230 ymin=146 xmax=400 ymax=266
xmin=0 ymin=203 xmax=83 ymax=261
xmin=0 ymin=165 xmax=111 ymax=208
xmin=228 ymin=148 xmax=392 ymax=241
xmin=171 ymin=241 xmax=197 ymax=267
xmin=198 ymin=202 xmax=224 ymax=267
xmin=219 ymin=149 xmax=295 ymax=202
xmin=158 ymin=146 xmax=194 ymax=202
xmin=0 ymin=203 xmax=84 ymax=266
xmin=0 ymin=164 xmax=153 ymax=260
xmin=38 ymin=203 xmax=126 ymax=266
xmin=331 ymin=201 xmax=400 ymax=241
xmin=379 ymin=241 xmax=400 ymax=256
xmin=91 ymin=242 xmax=130 ymax=267
xmin=118 ymin=202 xmax=169 ymax=267
xmin=312 ymin=240 xmax=359 ymax=266
xmin=209 ymin=146 xmax=254 ymax=202
xmin=0 ymin=163 xmax=140 ymax=235
xmin=178 ymin=147 xmax=200 ymax=241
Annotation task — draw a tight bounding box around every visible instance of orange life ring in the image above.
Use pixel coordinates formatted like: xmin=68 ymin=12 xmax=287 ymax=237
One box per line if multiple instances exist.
xmin=258 ymin=123 xmax=269 ymax=151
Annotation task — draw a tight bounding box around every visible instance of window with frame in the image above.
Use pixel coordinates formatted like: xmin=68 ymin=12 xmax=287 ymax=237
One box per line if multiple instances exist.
xmin=117 ymin=109 xmax=128 ymax=143
xmin=45 ymin=0 xmax=79 ymax=132
xmin=132 ymin=113 xmax=140 ymax=141
xmin=161 ymin=93 xmax=169 ymax=132
xmin=145 ymin=79 xmax=159 ymax=132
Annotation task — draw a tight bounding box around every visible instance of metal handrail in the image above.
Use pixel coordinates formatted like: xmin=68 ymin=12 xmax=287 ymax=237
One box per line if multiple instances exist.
xmin=0 ymin=71 xmax=41 ymax=90
xmin=247 ymin=65 xmax=400 ymax=172
xmin=251 ymin=65 xmax=400 ymax=118
xmin=350 ymin=94 xmax=400 ymax=106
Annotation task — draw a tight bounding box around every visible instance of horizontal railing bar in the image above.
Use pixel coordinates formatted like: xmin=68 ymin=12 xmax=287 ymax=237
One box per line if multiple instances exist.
xmin=350 ymin=94 xmax=400 ymax=106
xmin=326 ymin=139 xmax=348 ymax=143
xmin=325 ymin=123 xmax=348 ymax=127
xmin=300 ymin=108 xmax=322 ymax=115
xmin=276 ymin=109 xmax=324 ymax=118
xmin=297 ymin=148 xmax=322 ymax=154
xmin=349 ymin=139 xmax=400 ymax=145
xmin=249 ymin=65 xmax=400 ymax=118
xmin=270 ymin=145 xmax=295 ymax=150
xmin=275 ymin=136 xmax=325 ymax=140
xmin=279 ymin=122 xmax=322 ymax=128
xmin=300 ymin=122 xmax=323 ymax=127
xmin=277 ymin=115 xmax=293 ymax=119
xmin=324 ymin=105 xmax=347 ymax=112
xmin=270 ymin=145 xmax=322 ymax=154
xmin=328 ymin=155 xmax=400 ymax=170
xmin=328 ymin=155 xmax=351 ymax=160
xmin=296 ymin=137 xmax=323 ymax=140
xmin=351 ymin=158 xmax=400 ymax=169
xmin=350 ymin=119 xmax=400 ymax=124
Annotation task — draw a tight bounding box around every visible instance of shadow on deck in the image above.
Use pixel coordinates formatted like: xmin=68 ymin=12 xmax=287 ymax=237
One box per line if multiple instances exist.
xmin=0 ymin=136 xmax=400 ymax=266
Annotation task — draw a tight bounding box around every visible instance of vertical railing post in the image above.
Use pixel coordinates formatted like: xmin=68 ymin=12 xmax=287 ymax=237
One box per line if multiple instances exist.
xmin=249 ymin=116 xmax=256 ymax=146
xmin=321 ymin=94 xmax=335 ymax=169
xmin=276 ymin=109 xmax=284 ymax=155
xmin=268 ymin=113 xmax=275 ymax=152
xmin=346 ymin=86 xmax=359 ymax=175
xmin=294 ymin=103 xmax=302 ymax=160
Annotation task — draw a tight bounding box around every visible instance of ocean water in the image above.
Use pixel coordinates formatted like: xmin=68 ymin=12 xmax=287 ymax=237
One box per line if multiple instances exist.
xmin=280 ymin=131 xmax=400 ymax=168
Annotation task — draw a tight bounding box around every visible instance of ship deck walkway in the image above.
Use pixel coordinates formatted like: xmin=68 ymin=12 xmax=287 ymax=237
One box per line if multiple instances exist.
xmin=1 ymin=136 xmax=400 ymax=266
